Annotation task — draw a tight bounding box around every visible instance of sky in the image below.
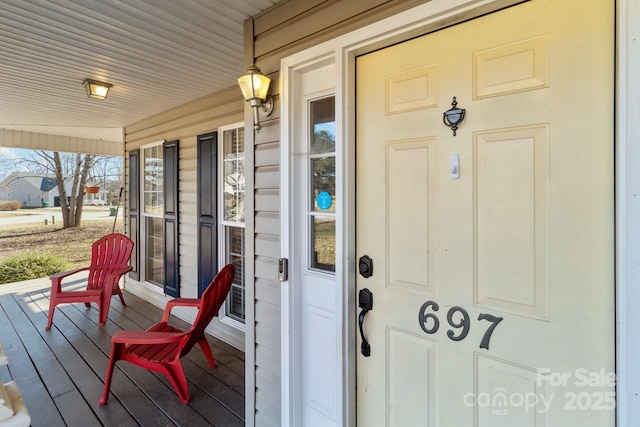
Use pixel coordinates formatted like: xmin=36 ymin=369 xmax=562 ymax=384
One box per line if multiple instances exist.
xmin=0 ymin=148 xmax=28 ymax=180
xmin=0 ymin=147 xmax=21 ymax=160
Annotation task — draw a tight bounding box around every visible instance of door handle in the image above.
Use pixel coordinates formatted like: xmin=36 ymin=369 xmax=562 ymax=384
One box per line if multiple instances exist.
xmin=358 ymin=288 xmax=373 ymax=357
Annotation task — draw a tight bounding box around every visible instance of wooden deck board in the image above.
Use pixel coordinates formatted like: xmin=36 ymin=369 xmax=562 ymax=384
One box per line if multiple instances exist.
xmin=0 ymin=294 xmax=67 ymax=427
xmin=0 ymin=279 xmax=245 ymax=427
xmin=23 ymin=290 xmax=144 ymax=427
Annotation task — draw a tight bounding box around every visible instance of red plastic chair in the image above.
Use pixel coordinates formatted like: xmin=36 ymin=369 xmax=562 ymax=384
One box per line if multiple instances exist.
xmin=46 ymin=233 xmax=134 ymax=330
xmin=99 ymin=264 xmax=235 ymax=405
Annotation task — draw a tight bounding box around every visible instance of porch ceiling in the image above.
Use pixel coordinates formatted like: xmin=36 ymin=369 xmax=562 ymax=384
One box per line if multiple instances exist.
xmin=0 ymin=0 xmax=280 ymax=144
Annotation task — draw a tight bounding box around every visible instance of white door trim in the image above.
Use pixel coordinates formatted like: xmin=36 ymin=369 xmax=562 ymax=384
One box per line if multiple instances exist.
xmin=279 ymin=0 xmax=635 ymax=425
xmin=616 ymin=0 xmax=640 ymax=424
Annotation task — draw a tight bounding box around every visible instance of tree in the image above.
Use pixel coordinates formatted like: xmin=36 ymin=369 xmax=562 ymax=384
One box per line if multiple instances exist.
xmin=39 ymin=151 xmax=95 ymax=228
xmin=90 ymin=155 xmax=124 ymax=206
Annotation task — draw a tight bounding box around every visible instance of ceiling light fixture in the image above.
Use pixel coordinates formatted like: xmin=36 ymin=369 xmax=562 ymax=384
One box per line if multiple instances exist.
xmin=237 ymin=65 xmax=274 ymax=132
xmin=83 ymin=78 xmax=112 ymax=100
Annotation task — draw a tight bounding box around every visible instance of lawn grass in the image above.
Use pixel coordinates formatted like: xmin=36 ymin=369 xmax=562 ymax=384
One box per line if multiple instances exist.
xmin=0 ymin=219 xmax=124 ymax=267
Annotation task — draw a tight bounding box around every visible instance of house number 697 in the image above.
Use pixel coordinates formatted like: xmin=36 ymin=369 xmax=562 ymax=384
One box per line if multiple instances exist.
xmin=418 ymin=301 xmax=503 ymax=350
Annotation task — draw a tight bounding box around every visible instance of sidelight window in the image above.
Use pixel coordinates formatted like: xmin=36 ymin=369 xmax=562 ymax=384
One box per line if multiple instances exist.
xmin=308 ymin=96 xmax=336 ymax=273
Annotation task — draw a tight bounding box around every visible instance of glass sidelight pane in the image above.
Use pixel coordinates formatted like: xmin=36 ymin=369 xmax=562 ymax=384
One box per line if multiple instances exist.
xmin=310 ymin=216 xmax=336 ymax=272
xmin=310 ymin=97 xmax=336 ymax=154
xmin=311 ymin=156 xmax=335 ymax=212
xmin=308 ymin=95 xmax=336 ymax=274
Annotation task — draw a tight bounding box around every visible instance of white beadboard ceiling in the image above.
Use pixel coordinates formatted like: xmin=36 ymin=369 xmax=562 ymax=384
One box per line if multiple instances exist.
xmin=0 ymin=0 xmax=280 ymax=143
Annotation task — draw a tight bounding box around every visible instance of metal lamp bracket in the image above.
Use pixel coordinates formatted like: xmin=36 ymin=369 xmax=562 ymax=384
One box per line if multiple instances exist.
xmin=249 ymin=95 xmax=275 ymax=132
xmin=259 ymin=95 xmax=275 ymax=117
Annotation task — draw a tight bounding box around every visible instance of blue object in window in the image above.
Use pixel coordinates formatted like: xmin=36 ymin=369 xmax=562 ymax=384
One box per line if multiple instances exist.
xmin=317 ymin=191 xmax=332 ymax=210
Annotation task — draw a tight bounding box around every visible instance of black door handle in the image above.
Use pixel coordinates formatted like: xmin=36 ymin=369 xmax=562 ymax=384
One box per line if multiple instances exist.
xmin=358 ymin=288 xmax=373 ymax=357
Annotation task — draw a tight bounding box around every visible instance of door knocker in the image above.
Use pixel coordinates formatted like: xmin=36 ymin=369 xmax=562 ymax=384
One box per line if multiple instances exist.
xmin=443 ymin=96 xmax=466 ymax=136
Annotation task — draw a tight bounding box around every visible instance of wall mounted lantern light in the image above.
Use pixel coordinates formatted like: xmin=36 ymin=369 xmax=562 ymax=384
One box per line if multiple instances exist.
xmin=237 ymin=65 xmax=274 ymax=132
xmin=83 ymin=78 xmax=112 ymax=100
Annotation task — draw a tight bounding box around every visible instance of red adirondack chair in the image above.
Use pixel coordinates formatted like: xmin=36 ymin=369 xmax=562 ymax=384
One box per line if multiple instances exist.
xmin=46 ymin=233 xmax=134 ymax=330
xmin=99 ymin=264 xmax=235 ymax=405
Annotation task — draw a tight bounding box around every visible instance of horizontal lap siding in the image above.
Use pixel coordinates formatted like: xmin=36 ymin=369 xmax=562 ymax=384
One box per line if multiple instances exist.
xmin=252 ymin=104 xmax=282 ymax=425
xmin=248 ymin=2 xmax=426 ymax=425
xmin=125 ymin=88 xmax=242 ymax=142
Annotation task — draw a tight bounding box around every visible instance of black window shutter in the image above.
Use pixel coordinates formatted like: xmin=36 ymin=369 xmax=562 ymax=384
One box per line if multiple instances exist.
xmin=128 ymin=149 xmax=140 ymax=280
xmin=197 ymin=132 xmax=218 ymax=297
xmin=163 ymin=140 xmax=180 ymax=297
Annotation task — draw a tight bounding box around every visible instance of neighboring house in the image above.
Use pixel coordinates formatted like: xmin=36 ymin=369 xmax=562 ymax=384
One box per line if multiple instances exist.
xmin=0 ymin=173 xmax=108 ymax=208
xmin=0 ymin=172 xmax=57 ymax=207
xmin=118 ymin=1 xmax=639 ymax=426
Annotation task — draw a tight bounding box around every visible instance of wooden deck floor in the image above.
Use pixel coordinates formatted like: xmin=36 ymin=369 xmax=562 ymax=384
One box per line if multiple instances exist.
xmin=0 ymin=277 xmax=245 ymax=427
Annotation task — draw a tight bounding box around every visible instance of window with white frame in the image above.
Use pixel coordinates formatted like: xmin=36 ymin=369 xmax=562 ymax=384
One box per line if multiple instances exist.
xmin=142 ymin=143 xmax=164 ymax=286
xmin=219 ymin=125 xmax=246 ymax=324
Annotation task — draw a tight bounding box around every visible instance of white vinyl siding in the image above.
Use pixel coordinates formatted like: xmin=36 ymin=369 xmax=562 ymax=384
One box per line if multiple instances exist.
xmin=252 ymin=122 xmax=282 ymax=426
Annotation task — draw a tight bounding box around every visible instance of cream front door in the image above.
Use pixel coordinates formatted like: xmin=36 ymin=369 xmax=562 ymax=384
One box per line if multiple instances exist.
xmin=355 ymin=1 xmax=614 ymax=426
